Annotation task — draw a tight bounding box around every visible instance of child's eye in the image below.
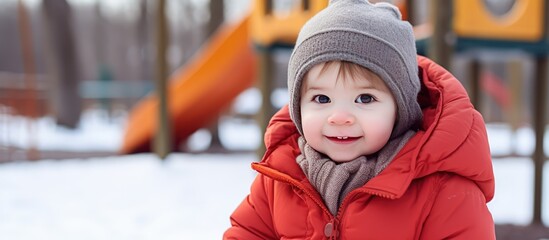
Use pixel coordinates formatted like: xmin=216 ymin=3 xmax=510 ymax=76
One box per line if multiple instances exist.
xmin=355 ymin=94 xmax=375 ymax=103
xmin=313 ymin=95 xmax=331 ymax=104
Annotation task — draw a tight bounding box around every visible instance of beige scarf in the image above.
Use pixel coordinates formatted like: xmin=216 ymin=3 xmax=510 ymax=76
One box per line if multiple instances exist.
xmin=297 ymin=131 xmax=415 ymax=215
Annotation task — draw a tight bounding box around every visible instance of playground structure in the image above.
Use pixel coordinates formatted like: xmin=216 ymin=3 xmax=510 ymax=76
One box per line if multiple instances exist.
xmin=450 ymin=0 xmax=548 ymax=226
xmin=120 ymin=15 xmax=256 ymax=153
xmin=454 ymin=0 xmax=544 ymax=41
xmin=121 ymin=0 xmax=413 ymax=154
xmin=120 ymin=0 xmax=332 ymax=154
xmin=121 ymin=0 xmax=547 ymax=154
xmin=119 ymin=0 xmax=548 ymax=229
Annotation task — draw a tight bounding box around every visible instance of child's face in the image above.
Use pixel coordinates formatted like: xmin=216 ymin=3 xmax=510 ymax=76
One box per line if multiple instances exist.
xmin=300 ymin=62 xmax=397 ymax=163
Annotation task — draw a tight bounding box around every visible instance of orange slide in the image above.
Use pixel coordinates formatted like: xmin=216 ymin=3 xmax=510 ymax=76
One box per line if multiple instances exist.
xmin=121 ymin=15 xmax=257 ymax=154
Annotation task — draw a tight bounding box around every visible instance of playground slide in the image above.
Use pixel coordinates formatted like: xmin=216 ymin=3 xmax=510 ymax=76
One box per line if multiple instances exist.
xmin=121 ymin=15 xmax=256 ymax=154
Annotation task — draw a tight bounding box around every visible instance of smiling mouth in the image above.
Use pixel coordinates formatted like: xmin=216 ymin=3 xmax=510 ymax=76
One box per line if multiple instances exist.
xmin=327 ymin=136 xmax=361 ymax=143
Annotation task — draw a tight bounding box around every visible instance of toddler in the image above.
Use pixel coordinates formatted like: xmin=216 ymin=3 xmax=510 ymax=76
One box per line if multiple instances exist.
xmin=225 ymin=0 xmax=495 ymax=239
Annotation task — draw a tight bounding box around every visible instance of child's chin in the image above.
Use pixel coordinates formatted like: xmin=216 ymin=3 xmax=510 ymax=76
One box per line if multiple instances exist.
xmin=329 ymin=154 xmax=360 ymax=163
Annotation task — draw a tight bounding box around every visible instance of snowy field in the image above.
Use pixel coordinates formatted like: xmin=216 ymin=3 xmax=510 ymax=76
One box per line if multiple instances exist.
xmin=0 ymin=153 xmax=256 ymax=240
xmin=0 ymin=104 xmax=549 ymax=239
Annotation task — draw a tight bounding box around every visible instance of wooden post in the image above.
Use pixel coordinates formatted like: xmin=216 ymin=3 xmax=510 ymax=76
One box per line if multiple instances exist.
xmin=468 ymin=59 xmax=481 ymax=110
xmin=532 ymin=56 xmax=547 ymax=225
xmin=404 ymin=0 xmax=414 ymax=25
xmin=427 ymin=0 xmax=452 ymax=70
xmin=256 ymin=49 xmax=275 ymax=159
xmin=206 ymin=0 xmax=225 ymax=152
xmin=506 ymin=59 xmax=523 ymax=154
xmin=507 ymin=59 xmax=523 ymax=131
xmin=154 ymin=0 xmax=171 ymax=159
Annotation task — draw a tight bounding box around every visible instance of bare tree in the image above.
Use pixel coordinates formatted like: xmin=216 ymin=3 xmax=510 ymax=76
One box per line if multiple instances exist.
xmin=0 ymin=4 xmax=23 ymax=73
xmin=41 ymin=0 xmax=82 ymax=128
xmin=137 ymin=0 xmax=151 ymax=82
xmin=207 ymin=0 xmax=224 ymax=38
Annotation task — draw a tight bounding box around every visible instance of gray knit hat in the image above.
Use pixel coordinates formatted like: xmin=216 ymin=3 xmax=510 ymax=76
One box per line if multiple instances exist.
xmin=288 ymin=0 xmax=422 ymax=139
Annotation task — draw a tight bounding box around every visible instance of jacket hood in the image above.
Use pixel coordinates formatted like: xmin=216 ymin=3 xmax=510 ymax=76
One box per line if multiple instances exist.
xmin=256 ymin=56 xmax=495 ymax=202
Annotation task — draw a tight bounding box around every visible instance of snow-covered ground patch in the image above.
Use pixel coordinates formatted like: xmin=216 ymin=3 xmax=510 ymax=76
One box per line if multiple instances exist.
xmin=0 ymin=108 xmax=125 ymax=152
xmin=0 ymin=152 xmax=547 ymax=239
xmin=0 ymin=153 xmax=257 ymax=240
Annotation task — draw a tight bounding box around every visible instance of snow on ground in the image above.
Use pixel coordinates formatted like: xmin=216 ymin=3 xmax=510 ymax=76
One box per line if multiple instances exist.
xmin=0 ymin=153 xmax=257 ymax=240
xmin=0 ymin=152 xmax=548 ymax=239
xmin=1 ymin=106 xmax=549 ymax=239
xmin=0 ymin=107 xmax=126 ymax=152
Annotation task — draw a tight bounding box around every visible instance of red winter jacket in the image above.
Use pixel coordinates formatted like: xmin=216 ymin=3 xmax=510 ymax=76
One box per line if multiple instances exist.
xmin=224 ymin=56 xmax=496 ymax=239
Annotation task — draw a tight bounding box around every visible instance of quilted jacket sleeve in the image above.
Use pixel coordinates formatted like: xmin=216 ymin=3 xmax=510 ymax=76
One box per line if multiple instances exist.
xmin=223 ymin=175 xmax=277 ymax=240
xmin=420 ymin=174 xmax=496 ymax=239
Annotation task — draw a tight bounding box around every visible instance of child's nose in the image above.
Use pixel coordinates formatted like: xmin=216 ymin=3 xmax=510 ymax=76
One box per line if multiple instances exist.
xmin=328 ymin=110 xmax=355 ymax=125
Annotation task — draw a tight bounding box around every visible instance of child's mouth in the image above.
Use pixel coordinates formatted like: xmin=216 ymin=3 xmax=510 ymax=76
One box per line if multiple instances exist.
xmin=327 ymin=136 xmax=361 ymax=143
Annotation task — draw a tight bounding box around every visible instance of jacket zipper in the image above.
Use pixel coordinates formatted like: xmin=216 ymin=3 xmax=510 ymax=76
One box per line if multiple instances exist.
xmin=254 ymin=164 xmax=398 ymax=239
xmin=330 ymin=188 xmax=397 ymax=238
xmin=258 ymin=168 xmax=343 ymax=239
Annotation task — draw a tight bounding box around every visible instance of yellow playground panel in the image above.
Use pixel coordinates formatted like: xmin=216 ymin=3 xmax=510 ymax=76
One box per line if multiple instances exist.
xmin=250 ymin=0 xmax=329 ymax=46
xmin=453 ymin=0 xmax=545 ymax=41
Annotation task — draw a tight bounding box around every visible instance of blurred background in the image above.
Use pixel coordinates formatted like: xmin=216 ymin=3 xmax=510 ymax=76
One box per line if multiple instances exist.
xmin=0 ymin=0 xmax=548 ymax=239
